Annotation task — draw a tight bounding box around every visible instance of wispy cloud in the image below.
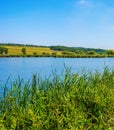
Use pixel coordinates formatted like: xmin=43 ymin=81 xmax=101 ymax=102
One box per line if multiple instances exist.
xmin=77 ymin=0 xmax=92 ymax=7
xmin=73 ymin=0 xmax=91 ymax=7
xmin=79 ymin=0 xmax=87 ymax=4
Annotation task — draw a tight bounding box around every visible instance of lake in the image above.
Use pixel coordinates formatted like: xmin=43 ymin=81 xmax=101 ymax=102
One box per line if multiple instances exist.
xmin=0 ymin=57 xmax=114 ymax=83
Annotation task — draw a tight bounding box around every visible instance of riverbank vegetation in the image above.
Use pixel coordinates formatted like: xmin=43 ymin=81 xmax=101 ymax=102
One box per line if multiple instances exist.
xmin=0 ymin=67 xmax=114 ymax=129
xmin=0 ymin=43 xmax=114 ymax=57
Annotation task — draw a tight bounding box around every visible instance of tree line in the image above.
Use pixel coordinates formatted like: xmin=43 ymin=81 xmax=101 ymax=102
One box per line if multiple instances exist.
xmin=50 ymin=46 xmax=107 ymax=54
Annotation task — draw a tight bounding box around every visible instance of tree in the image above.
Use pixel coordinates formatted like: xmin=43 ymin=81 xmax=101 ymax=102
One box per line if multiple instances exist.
xmin=22 ymin=48 xmax=26 ymax=55
xmin=4 ymin=48 xmax=8 ymax=54
xmin=33 ymin=52 xmax=37 ymax=56
xmin=87 ymin=50 xmax=96 ymax=55
xmin=107 ymin=50 xmax=114 ymax=55
xmin=0 ymin=47 xmax=4 ymax=54
xmin=0 ymin=47 xmax=8 ymax=54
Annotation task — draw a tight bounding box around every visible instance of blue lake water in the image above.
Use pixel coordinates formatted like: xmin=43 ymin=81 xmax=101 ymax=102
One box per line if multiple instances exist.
xmin=0 ymin=57 xmax=114 ymax=84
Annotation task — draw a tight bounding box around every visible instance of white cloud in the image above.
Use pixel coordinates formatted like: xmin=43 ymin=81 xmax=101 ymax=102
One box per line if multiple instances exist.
xmin=112 ymin=26 xmax=114 ymax=29
xmin=73 ymin=0 xmax=90 ymax=7
xmin=79 ymin=0 xmax=87 ymax=4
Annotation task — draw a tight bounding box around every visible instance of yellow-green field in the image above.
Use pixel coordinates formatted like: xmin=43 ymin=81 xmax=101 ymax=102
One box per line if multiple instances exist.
xmin=1 ymin=44 xmax=114 ymax=57
xmin=3 ymin=45 xmax=62 ymax=56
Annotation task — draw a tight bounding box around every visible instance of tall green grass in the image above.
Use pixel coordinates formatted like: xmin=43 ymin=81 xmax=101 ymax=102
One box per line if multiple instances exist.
xmin=0 ymin=67 xmax=114 ymax=130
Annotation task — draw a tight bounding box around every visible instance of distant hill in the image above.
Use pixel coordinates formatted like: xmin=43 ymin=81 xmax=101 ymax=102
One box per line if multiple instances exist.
xmin=0 ymin=43 xmax=107 ymax=54
xmin=1 ymin=43 xmax=113 ymax=57
xmin=0 ymin=43 xmax=48 ymax=48
xmin=50 ymin=46 xmax=107 ymax=54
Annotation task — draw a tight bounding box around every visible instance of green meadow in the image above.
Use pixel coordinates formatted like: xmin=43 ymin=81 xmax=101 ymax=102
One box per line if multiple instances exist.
xmin=0 ymin=67 xmax=114 ymax=130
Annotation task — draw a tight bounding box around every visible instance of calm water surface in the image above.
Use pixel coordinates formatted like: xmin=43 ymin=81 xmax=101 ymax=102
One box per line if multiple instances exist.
xmin=0 ymin=57 xmax=114 ymax=83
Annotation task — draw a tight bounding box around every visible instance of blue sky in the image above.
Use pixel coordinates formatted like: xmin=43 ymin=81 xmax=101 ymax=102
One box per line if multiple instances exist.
xmin=0 ymin=0 xmax=114 ymax=49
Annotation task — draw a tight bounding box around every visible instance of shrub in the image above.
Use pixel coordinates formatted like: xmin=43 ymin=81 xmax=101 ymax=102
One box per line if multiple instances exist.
xmin=21 ymin=48 xmax=26 ymax=55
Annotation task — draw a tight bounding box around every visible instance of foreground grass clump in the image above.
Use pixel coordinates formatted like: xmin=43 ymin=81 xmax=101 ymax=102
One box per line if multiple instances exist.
xmin=0 ymin=68 xmax=114 ymax=130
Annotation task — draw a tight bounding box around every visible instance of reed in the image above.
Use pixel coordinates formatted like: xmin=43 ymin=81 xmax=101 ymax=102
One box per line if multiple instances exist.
xmin=0 ymin=67 xmax=114 ymax=130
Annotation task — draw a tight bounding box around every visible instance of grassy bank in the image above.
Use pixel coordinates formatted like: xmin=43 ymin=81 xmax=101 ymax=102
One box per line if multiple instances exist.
xmin=0 ymin=67 xmax=114 ymax=130
xmin=0 ymin=44 xmax=114 ymax=57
